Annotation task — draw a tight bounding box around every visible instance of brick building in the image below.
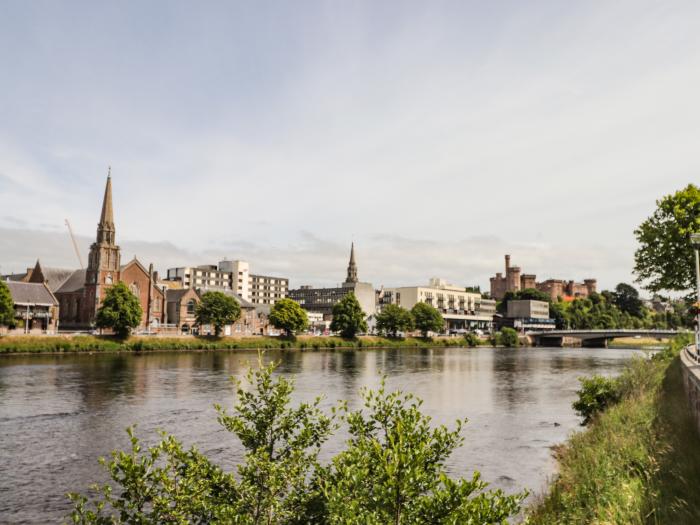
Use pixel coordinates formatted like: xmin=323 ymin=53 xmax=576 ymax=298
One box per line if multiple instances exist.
xmin=1 ymin=280 xmax=59 ymax=334
xmin=489 ymin=254 xmax=596 ymax=301
xmin=21 ymin=173 xmax=166 ymax=331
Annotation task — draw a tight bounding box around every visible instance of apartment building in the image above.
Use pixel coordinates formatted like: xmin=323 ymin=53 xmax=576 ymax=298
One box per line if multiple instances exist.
xmin=165 ymin=259 xmax=288 ymax=305
xmin=380 ymin=278 xmax=496 ymax=332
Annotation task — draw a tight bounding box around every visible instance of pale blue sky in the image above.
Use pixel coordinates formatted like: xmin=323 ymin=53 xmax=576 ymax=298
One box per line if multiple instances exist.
xmin=1 ymin=1 xmax=698 ymax=290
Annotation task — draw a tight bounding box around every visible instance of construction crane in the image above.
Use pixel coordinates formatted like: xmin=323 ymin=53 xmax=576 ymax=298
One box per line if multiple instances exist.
xmin=65 ymin=219 xmax=84 ymax=269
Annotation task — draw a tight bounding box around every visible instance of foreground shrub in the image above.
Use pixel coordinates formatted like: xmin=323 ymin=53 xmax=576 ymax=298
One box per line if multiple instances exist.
xmin=572 ymin=375 xmax=621 ymax=425
xmin=69 ymin=355 xmax=524 ymax=523
xmin=464 ymin=332 xmax=480 ymax=347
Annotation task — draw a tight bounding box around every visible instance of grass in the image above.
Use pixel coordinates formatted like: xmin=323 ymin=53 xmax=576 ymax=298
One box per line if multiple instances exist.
xmin=610 ymin=336 xmax=670 ymax=348
xmin=527 ymin=334 xmax=700 ymax=524
xmin=0 ymin=334 xmax=469 ymax=354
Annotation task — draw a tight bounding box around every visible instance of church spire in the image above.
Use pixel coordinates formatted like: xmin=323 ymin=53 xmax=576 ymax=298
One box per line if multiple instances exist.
xmin=345 ymin=242 xmax=358 ymax=284
xmin=99 ymin=167 xmax=114 ymax=227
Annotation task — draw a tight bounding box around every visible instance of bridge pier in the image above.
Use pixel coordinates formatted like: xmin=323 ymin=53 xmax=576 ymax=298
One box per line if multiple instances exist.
xmin=582 ymin=337 xmax=608 ymax=348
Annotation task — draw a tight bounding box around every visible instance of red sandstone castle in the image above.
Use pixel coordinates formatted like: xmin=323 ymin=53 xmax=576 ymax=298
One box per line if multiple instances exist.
xmin=22 ymin=174 xmax=165 ymax=330
xmin=489 ymin=254 xmax=596 ymax=301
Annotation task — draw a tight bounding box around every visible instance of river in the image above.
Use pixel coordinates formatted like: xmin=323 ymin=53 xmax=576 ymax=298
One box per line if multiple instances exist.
xmin=0 ymin=346 xmax=644 ymax=523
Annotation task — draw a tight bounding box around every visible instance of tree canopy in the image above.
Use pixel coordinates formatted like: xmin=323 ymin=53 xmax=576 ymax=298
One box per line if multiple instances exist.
xmin=411 ymin=302 xmax=444 ymax=337
xmin=195 ymin=291 xmax=241 ymax=337
xmin=268 ymin=298 xmax=308 ymax=336
xmin=95 ymin=282 xmax=143 ymax=339
xmin=0 ymin=280 xmax=15 ymax=327
xmin=69 ymin=359 xmax=525 ymax=524
xmin=634 ymin=183 xmax=700 ymax=294
xmin=375 ymin=304 xmax=414 ymax=338
xmin=612 ymin=283 xmax=644 ymax=318
xmin=330 ymin=293 xmax=367 ymax=338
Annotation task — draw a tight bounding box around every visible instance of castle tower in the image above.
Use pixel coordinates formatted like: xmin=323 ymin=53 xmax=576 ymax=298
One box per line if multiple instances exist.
xmin=83 ymin=170 xmax=121 ymax=324
xmin=345 ymin=242 xmax=359 ymax=284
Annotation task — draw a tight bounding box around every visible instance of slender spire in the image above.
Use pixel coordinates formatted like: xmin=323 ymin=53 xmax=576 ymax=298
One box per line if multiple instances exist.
xmin=99 ymin=168 xmax=114 ymax=227
xmin=345 ymin=242 xmax=358 ymax=284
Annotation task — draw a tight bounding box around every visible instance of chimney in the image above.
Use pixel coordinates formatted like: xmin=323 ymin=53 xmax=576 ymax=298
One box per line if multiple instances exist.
xmin=505 ymin=254 xmax=511 ymax=273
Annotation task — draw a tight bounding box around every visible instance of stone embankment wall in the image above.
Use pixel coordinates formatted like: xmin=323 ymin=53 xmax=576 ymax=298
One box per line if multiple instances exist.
xmin=680 ymin=345 xmax=700 ymax=436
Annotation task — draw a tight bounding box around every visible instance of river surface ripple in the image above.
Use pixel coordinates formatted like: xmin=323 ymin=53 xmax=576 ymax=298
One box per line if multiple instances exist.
xmin=0 ymin=346 xmax=644 ymax=523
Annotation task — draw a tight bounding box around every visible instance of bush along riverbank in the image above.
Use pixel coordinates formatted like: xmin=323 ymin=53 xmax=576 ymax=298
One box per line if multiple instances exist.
xmin=0 ymin=334 xmax=489 ymax=354
xmin=527 ymin=334 xmax=700 ymax=524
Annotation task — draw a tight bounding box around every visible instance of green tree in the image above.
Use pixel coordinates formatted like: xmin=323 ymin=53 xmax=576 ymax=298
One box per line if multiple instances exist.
xmin=0 ymin=280 xmax=15 ymax=328
xmin=195 ymin=291 xmax=241 ymax=337
xmin=612 ymin=283 xmax=645 ymax=318
xmin=69 ymin=360 xmax=524 ymax=524
xmin=411 ymin=302 xmax=444 ymax=337
xmin=95 ymin=282 xmax=142 ymax=339
xmin=499 ymin=327 xmax=519 ymax=347
xmin=634 ymin=184 xmax=700 ymax=294
xmin=375 ymin=304 xmax=414 ymax=338
xmin=69 ymin=356 xmax=335 ymax=524
xmin=330 ymin=293 xmax=367 ymax=338
xmin=268 ymin=298 xmax=309 ymax=337
xmin=322 ymin=381 xmax=525 ymax=523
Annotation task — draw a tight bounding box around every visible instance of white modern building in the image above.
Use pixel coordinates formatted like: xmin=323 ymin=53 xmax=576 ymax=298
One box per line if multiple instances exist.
xmin=379 ymin=278 xmax=496 ymax=332
xmin=166 ymin=260 xmax=288 ymax=306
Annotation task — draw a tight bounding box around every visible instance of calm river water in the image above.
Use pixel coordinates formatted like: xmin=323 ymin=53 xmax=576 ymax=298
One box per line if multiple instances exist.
xmin=0 ymin=346 xmax=644 ymax=523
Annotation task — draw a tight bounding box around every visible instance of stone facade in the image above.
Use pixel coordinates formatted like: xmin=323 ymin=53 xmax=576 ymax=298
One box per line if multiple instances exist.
xmin=1 ymin=281 xmax=59 ymax=334
xmin=489 ymin=254 xmax=597 ymax=301
xmin=47 ymin=173 xmax=165 ymax=331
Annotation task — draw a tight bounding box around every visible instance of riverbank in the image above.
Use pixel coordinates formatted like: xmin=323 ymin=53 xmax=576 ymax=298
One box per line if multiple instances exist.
xmin=0 ymin=334 xmax=470 ymax=354
xmin=528 ymin=335 xmax=700 ymax=524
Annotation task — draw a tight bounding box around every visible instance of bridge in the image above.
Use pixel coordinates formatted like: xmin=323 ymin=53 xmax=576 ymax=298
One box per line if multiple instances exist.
xmin=527 ymin=329 xmax=687 ymax=348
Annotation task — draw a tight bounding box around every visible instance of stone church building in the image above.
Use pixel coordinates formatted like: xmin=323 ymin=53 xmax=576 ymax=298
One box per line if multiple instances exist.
xmin=22 ymin=174 xmax=165 ymax=331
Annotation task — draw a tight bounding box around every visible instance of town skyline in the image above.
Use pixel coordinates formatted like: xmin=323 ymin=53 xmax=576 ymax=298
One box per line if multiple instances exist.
xmin=3 ymin=1 xmax=699 ymax=291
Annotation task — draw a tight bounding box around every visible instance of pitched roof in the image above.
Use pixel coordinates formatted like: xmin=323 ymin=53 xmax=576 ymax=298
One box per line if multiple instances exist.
xmin=55 ymin=269 xmax=87 ymax=294
xmin=36 ymin=267 xmax=75 ymax=292
xmin=166 ymin=288 xmax=198 ymax=303
xmin=6 ymin=281 xmax=58 ymax=306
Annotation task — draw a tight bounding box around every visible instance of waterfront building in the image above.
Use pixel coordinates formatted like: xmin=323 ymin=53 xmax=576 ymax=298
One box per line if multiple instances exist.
xmin=166 ymin=259 xmax=288 ymax=306
xmin=0 ymin=280 xmax=59 ymax=334
xmin=16 ymin=174 xmax=165 ymax=331
xmin=502 ymin=299 xmax=555 ymax=331
xmin=288 ymin=243 xmax=376 ymax=319
xmin=379 ymin=278 xmax=496 ymax=333
xmin=489 ymin=254 xmax=597 ymax=301
xmin=165 ymin=288 xmax=200 ymax=334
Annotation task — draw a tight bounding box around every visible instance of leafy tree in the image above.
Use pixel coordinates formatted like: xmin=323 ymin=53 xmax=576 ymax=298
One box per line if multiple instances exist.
xmin=0 ymin=280 xmax=15 ymax=328
xmin=269 ymin=298 xmax=309 ymax=337
xmin=69 ymin=360 xmax=524 ymax=524
xmin=572 ymin=375 xmax=621 ymax=426
xmin=95 ymin=282 xmax=142 ymax=339
xmin=322 ymin=381 xmax=525 ymax=523
xmin=330 ymin=293 xmax=367 ymax=338
xmin=499 ymin=327 xmax=519 ymax=347
xmin=69 ymin=356 xmax=335 ymax=524
xmin=411 ymin=302 xmax=444 ymax=337
xmin=195 ymin=291 xmax=241 ymax=337
xmin=612 ymin=283 xmax=645 ymax=318
xmin=375 ymin=304 xmax=414 ymax=338
xmin=634 ymin=184 xmax=700 ymax=294
xmin=464 ymin=285 xmax=481 ymax=293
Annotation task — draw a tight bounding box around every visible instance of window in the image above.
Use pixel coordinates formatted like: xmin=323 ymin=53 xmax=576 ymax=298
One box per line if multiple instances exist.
xmin=186 ymin=299 xmax=196 ymax=315
xmin=105 ymin=273 xmax=113 ymax=285
xmin=130 ymin=283 xmax=139 ymax=295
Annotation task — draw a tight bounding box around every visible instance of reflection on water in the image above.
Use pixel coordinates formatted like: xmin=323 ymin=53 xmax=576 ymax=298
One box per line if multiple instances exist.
xmin=0 ymin=346 xmax=644 ymax=524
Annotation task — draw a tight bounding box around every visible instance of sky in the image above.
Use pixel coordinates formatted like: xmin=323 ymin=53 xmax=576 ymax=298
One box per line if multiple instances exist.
xmin=0 ymin=1 xmax=698 ymax=292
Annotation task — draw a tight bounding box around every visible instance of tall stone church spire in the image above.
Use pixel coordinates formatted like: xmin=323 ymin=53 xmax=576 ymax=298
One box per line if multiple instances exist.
xmin=99 ymin=167 xmax=115 ymax=228
xmin=86 ymin=169 xmax=121 ymax=288
xmin=345 ymin=242 xmax=358 ymax=284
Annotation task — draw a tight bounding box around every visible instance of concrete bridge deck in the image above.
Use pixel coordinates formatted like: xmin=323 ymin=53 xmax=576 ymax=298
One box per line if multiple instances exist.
xmin=527 ymin=329 xmax=687 ymax=347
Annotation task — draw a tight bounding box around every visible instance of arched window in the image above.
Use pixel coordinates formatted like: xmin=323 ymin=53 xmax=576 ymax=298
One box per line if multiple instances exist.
xmin=187 ymin=299 xmax=196 ymax=315
xmin=130 ymin=283 xmax=139 ymax=296
xmin=105 ymin=273 xmax=113 ymax=285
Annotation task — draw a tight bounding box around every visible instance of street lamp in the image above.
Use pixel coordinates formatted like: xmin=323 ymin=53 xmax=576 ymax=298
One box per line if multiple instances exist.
xmin=691 ymin=233 xmax=700 ymax=353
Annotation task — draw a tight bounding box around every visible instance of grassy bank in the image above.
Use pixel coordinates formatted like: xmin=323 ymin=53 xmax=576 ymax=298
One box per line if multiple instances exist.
xmin=0 ymin=334 xmax=470 ymax=354
xmin=528 ymin=335 xmax=700 ymax=524
xmin=609 ymin=336 xmax=670 ymax=348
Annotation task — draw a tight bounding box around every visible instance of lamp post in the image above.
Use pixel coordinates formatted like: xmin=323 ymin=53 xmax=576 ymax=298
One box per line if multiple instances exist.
xmin=691 ymin=233 xmax=700 ymax=353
